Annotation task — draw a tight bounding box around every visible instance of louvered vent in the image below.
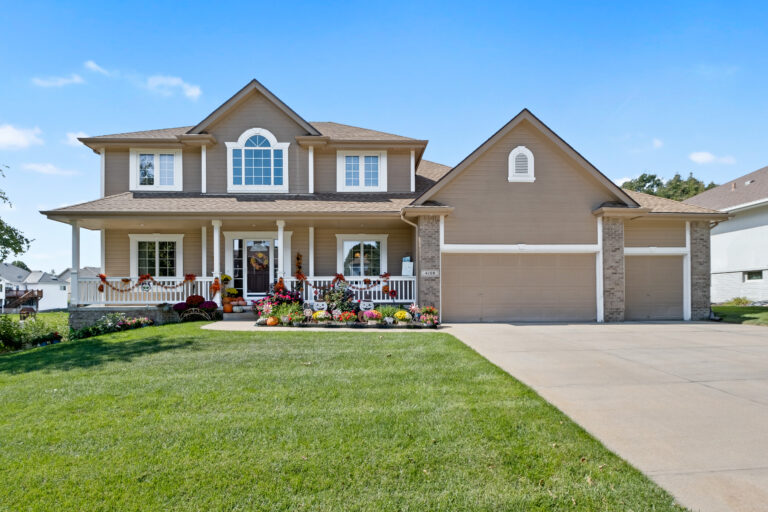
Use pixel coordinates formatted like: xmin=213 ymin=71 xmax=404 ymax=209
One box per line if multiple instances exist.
xmin=514 ymin=153 xmax=529 ymax=174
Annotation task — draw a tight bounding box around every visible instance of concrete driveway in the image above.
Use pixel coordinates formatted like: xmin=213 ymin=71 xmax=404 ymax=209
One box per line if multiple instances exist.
xmin=445 ymin=322 xmax=768 ymax=512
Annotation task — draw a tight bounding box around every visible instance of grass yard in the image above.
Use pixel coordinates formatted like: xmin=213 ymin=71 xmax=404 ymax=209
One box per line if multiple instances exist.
xmin=0 ymin=323 xmax=684 ymax=511
xmin=712 ymin=306 xmax=768 ymax=326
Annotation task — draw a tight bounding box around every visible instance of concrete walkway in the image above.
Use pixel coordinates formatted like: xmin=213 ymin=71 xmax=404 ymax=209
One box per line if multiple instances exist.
xmin=444 ymin=322 xmax=768 ymax=512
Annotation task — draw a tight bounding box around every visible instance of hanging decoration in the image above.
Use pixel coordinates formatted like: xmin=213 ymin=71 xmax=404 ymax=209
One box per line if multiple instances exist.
xmin=293 ymin=271 xmax=391 ymax=292
xmin=98 ymin=273 xmax=197 ymax=293
xmin=210 ymin=277 xmax=221 ymax=296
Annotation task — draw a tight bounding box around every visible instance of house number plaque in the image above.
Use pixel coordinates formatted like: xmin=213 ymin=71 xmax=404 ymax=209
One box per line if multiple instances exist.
xmin=421 ymin=269 xmax=440 ymax=278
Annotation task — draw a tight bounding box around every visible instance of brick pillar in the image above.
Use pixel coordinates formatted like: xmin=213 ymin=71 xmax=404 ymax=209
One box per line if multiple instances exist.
xmin=417 ymin=215 xmax=441 ymax=308
xmin=602 ymin=217 xmax=625 ymax=322
xmin=690 ymin=221 xmax=711 ymax=320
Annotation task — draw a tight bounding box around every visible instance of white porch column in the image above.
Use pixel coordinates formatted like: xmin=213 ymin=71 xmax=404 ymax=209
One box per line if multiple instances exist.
xmin=100 ymin=228 xmax=106 ymax=274
xmin=71 ymin=221 xmax=80 ymax=307
xmin=683 ymin=221 xmax=692 ymax=321
xmin=276 ymin=220 xmax=285 ymax=278
xmin=212 ymin=220 xmax=222 ymax=305
xmin=308 ymin=146 xmax=315 ymax=194
xmin=201 ymin=226 xmax=207 ymax=277
xmin=308 ymin=226 xmax=315 ymax=276
xmin=410 ymin=149 xmax=416 ymax=193
xmin=201 ymin=145 xmax=207 ymax=194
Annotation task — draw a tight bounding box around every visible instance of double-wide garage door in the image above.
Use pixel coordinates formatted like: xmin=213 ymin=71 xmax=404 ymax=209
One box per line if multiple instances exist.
xmin=442 ymin=253 xmax=597 ymax=322
xmin=625 ymin=256 xmax=683 ymax=320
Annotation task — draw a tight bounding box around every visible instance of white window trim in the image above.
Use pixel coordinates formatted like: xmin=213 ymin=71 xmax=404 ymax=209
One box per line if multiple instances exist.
xmin=226 ymin=127 xmax=290 ymax=193
xmin=508 ymin=145 xmax=535 ymax=183
xmin=335 ymin=234 xmax=388 ymax=275
xmin=128 ymin=234 xmax=184 ymax=278
xmin=744 ymin=270 xmax=764 ymax=282
xmin=129 ymin=148 xmax=183 ymax=191
xmin=336 ymin=150 xmax=388 ymax=192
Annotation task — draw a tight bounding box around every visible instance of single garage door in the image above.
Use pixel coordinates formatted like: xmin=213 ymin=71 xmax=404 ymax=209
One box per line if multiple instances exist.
xmin=442 ymin=253 xmax=596 ymax=322
xmin=625 ymin=256 xmax=683 ymax=320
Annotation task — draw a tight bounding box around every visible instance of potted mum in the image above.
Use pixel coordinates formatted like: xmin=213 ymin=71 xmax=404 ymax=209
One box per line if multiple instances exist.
xmin=313 ymin=310 xmax=331 ymax=324
xmin=394 ymin=310 xmax=411 ymax=324
xmin=363 ymin=310 xmax=382 ymax=325
xmin=338 ymin=310 xmax=357 ymax=326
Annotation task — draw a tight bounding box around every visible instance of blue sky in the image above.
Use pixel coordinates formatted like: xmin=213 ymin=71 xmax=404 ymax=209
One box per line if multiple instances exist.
xmin=1 ymin=0 xmax=767 ymax=272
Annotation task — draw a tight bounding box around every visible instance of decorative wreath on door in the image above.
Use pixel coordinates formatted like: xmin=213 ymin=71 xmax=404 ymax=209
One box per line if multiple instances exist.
xmin=249 ymin=252 xmax=268 ymax=271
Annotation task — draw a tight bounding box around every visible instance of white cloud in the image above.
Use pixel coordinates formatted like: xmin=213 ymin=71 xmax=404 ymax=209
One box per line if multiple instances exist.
xmin=84 ymin=60 xmax=110 ymax=75
xmin=22 ymin=163 xmax=79 ymax=176
xmin=689 ymin=151 xmax=735 ymax=165
xmin=31 ymin=73 xmax=84 ymax=87
xmin=652 ymin=138 xmax=663 ymax=149
xmin=146 ymin=75 xmax=201 ymax=100
xmin=0 ymin=124 xmax=44 ymax=149
xmin=614 ymin=177 xmax=633 ymax=186
xmin=64 ymin=131 xmax=88 ymax=146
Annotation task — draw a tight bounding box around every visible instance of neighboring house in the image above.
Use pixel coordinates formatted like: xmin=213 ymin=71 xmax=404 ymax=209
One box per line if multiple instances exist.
xmin=22 ymin=271 xmax=69 ymax=310
xmin=41 ymin=79 xmax=726 ymax=322
xmin=686 ymin=166 xmax=768 ymax=302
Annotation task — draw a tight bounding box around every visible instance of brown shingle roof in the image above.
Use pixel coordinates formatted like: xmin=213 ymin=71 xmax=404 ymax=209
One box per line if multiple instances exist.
xmin=310 ymin=122 xmax=419 ymax=141
xmin=84 ymin=126 xmax=193 ymax=140
xmin=42 ymin=160 xmax=453 ymax=217
xmin=622 ymin=189 xmax=722 ymax=214
xmin=684 ymin=166 xmax=768 ymax=211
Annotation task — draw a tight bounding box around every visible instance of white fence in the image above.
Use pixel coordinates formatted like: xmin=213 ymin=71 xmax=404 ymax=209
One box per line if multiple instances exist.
xmin=78 ymin=277 xmax=216 ymax=305
xmin=283 ymin=276 xmax=416 ymax=303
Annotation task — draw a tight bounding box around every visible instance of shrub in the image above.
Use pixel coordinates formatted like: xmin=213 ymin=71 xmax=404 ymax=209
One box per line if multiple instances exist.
xmin=318 ymin=282 xmax=356 ymax=312
xmin=724 ymin=297 xmax=751 ymax=306
xmin=71 ymin=313 xmax=154 ymax=340
xmin=0 ymin=315 xmax=22 ymax=350
xmin=199 ymin=301 xmax=218 ymax=312
xmin=173 ymin=302 xmax=188 ymax=312
xmin=186 ymin=295 xmax=205 ymax=307
xmin=376 ymin=305 xmax=400 ymax=319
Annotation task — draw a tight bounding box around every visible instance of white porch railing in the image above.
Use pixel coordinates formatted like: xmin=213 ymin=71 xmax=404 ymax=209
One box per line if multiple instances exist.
xmin=77 ymin=277 xmax=216 ymax=305
xmin=283 ymin=276 xmax=416 ymax=303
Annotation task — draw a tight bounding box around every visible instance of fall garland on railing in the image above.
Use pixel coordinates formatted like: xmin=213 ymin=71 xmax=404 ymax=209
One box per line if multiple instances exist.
xmin=293 ymin=272 xmax=391 ymax=292
xmin=97 ymin=273 xmax=197 ymax=293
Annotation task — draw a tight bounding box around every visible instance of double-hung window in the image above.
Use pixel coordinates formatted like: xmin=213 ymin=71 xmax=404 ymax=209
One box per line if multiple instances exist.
xmin=335 ymin=234 xmax=388 ymax=276
xmin=226 ymin=128 xmax=290 ymax=193
xmin=129 ymin=234 xmax=184 ymax=277
xmin=129 ymin=149 xmax=183 ymax=191
xmin=336 ymin=151 xmax=387 ymax=192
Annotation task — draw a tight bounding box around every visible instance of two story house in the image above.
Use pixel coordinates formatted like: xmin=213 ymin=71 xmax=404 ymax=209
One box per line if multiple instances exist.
xmin=42 ymin=79 xmax=726 ymax=323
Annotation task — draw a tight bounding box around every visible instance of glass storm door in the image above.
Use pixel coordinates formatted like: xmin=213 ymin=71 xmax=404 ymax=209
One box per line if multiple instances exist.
xmin=245 ymin=240 xmax=271 ymax=294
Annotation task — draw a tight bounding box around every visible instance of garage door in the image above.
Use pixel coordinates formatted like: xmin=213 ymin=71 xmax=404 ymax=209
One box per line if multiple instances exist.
xmin=625 ymin=256 xmax=683 ymax=320
xmin=442 ymin=253 xmax=596 ymax=322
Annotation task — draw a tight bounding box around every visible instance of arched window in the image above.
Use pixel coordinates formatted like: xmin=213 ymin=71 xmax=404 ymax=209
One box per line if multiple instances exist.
xmin=226 ymin=128 xmax=290 ymax=192
xmin=508 ymin=146 xmax=535 ymax=183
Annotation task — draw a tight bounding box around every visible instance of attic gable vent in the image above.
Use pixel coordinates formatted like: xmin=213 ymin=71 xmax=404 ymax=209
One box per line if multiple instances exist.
xmin=745 ymin=179 xmax=755 ymax=186
xmin=508 ymin=146 xmax=535 ymax=183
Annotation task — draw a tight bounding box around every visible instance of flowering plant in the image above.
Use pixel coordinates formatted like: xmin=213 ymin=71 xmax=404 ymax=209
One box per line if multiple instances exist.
xmin=421 ymin=306 xmax=438 ymax=316
xmin=220 ymin=274 xmax=232 ymax=282
xmin=199 ymin=301 xmax=218 ymax=312
xmin=313 ymin=310 xmax=331 ymax=322
xmin=363 ymin=310 xmax=382 ymax=321
xmin=338 ymin=311 xmax=357 ymax=322
xmin=186 ymin=294 xmax=205 ymax=307
xmin=173 ymin=302 xmax=188 ymax=312
xmin=252 ymin=287 xmax=302 ymax=317
xmin=420 ymin=313 xmax=439 ymax=326
xmin=394 ymin=310 xmax=412 ymax=322
xmin=225 ymin=287 xmax=240 ymax=298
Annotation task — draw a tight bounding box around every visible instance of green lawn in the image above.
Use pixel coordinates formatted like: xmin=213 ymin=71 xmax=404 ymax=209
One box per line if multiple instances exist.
xmin=0 ymin=324 xmax=684 ymax=511
xmin=712 ymin=306 xmax=768 ymax=326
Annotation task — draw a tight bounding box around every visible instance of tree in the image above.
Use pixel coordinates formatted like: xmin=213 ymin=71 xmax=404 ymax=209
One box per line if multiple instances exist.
xmin=11 ymin=260 xmax=30 ymax=271
xmin=0 ymin=166 xmax=31 ymax=262
xmin=622 ymin=172 xmax=717 ymax=201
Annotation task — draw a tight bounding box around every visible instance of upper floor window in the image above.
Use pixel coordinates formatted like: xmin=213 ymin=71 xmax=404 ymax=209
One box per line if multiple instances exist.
xmin=129 ymin=149 xmax=183 ymax=191
xmin=226 ymin=128 xmax=290 ymax=193
xmin=508 ymin=146 xmax=535 ymax=183
xmin=336 ymin=150 xmax=387 ymax=192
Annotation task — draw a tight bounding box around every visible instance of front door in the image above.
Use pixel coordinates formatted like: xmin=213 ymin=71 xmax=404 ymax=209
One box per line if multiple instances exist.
xmin=245 ymin=240 xmax=271 ymax=295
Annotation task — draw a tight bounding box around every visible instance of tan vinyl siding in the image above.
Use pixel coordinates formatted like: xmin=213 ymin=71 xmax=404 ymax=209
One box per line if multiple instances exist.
xmin=104 ymin=228 xmax=202 ymax=276
xmin=182 ymin=147 xmax=202 ymax=193
xmin=104 ymin=150 xmax=129 ymax=196
xmin=204 ymin=91 xmax=310 ymax=194
xmin=314 ymin=148 xmax=412 ymax=193
xmin=625 ymin=256 xmax=684 ymax=320
xmin=433 ymin=120 xmax=616 ymax=245
xmin=624 ymin=219 xmax=686 ymax=247
xmin=442 ymin=253 xmax=597 ymax=322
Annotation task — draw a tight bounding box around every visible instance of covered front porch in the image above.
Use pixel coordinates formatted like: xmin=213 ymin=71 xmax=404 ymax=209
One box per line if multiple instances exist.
xmin=68 ymin=215 xmax=418 ymax=306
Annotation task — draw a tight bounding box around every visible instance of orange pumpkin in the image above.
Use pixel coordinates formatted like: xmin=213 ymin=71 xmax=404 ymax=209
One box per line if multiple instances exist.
xmin=266 ymin=316 xmax=279 ymax=326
